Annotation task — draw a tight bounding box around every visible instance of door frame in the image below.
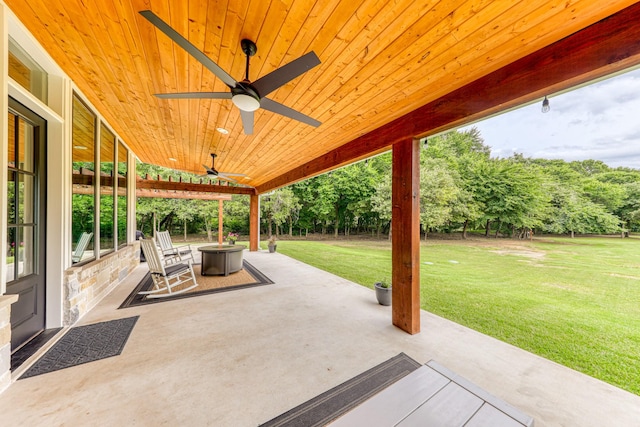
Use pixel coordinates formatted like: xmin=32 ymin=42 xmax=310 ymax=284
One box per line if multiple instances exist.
xmin=7 ymin=96 xmax=47 ymax=348
xmin=5 ymin=83 xmax=67 ymax=330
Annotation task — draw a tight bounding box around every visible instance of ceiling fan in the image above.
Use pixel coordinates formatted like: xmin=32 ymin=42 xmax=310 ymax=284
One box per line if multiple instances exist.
xmin=201 ymin=153 xmax=246 ymax=184
xmin=139 ymin=10 xmax=322 ymax=135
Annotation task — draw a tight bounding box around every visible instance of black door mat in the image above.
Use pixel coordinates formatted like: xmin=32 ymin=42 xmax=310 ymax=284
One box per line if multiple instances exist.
xmin=11 ymin=327 xmax=63 ymax=371
xmin=259 ymin=352 xmax=422 ymax=427
xmin=19 ymin=316 xmax=139 ymax=379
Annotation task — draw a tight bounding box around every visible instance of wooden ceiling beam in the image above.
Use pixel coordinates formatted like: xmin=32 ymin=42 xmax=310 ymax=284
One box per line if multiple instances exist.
xmin=136 ymin=176 xmax=256 ymax=195
xmin=136 ymin=189 xmax=232 ymax=201
xmin=256 ymin=2 xmax=640 ymax=194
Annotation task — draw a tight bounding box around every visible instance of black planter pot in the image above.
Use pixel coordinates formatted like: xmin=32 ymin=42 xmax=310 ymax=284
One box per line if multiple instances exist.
xmin=374 ymin=282 xmax=392 ymax=306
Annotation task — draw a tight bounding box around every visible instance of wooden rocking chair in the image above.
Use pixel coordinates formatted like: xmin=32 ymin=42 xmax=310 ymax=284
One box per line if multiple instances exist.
xmin=155 ymin=230 xmax=195 ymax=265
xmin=139 ymin=238 xmax=198 ymax=298
xmin=72 ymin=232 xmax=93 ymax=263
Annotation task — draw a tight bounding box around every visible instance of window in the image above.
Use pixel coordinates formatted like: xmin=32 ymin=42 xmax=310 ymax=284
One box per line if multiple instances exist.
xmin=7 ymin=111 xmax=36 ymax=280
xmin=99 ymin=124 xmax=115 ymax=255
xmin=8 ymin=37 xmax=48 ymax=103
xmin=117 ymin=142 xmax=128 ymax=247
xmin=71 ymin=95 xmax=96 ymax=263
xmin=71 ymin=94 xmax=130 ymax=264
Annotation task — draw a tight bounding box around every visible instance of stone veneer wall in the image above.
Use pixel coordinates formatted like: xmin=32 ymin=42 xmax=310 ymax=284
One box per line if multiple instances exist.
xmin=63 ymin=242 xmax=140 ymax=325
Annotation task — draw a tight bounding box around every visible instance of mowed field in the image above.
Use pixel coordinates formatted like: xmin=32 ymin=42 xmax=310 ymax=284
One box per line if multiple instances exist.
xmin=268 ymin=236 xmax=640 ymax=395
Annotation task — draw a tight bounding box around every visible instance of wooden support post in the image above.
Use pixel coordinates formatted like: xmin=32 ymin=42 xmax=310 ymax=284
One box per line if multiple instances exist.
xmin=249 ymin=194 xmax=259 ymax=251
xmin=218 ymin=200 xmax=224 ymax=245
xmin=391 ymin=138 xmax=421 ymax=334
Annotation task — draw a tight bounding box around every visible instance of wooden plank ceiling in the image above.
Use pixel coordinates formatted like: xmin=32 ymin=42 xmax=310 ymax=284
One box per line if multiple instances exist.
xmin=6 ymin=0 xmax=640 ymax=191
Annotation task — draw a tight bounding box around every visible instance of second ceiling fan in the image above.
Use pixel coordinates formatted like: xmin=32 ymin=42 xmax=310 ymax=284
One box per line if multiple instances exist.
xmin=140 ymin=10 xmax=322 ymax=135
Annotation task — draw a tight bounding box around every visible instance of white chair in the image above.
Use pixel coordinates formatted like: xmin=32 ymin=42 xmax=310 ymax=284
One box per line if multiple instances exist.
xmin=155 ymin=230 xmax=194 ymax=264
xmin=72 ymin=232 xmax=93 ymax=263
xmin=139 ymin=238 xmax=198 ymax=298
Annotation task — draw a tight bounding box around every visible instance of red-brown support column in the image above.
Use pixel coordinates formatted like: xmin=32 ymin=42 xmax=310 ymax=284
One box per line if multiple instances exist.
xmin=218 ymin=200 xmax=224 ymax=244
xmin=249 ymin=194 xmax=259 ymax=251
xmin=391 ymin=138 xmax=421 ymax=334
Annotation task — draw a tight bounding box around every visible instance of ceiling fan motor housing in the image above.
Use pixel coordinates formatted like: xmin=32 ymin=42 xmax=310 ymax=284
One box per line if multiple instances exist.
xmin=231 ymin=84 xmax=261 ymax=111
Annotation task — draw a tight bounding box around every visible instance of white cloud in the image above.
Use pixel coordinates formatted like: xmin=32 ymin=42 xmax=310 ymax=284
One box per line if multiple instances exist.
xmin=460 ymin=68 xmax=640 ymax=168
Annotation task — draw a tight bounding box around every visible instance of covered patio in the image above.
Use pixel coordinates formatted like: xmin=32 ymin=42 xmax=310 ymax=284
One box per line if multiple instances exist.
xmin=2 ymin=0 xmax=640 ymax=422
xmin=1 ymin=250 xmax=639 ymax=426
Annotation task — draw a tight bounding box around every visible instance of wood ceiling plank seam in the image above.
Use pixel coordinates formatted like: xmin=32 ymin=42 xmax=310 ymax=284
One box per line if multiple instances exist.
xmin=294 ymin=0 xmax=476 ymax=125
xmin=197 ymin=0 xmax=231 ymax=137
xmin=221 ymin=0 xmax=253 ymax=87
xmin=148 ymin=1 xmax=187 ymax=163
xmin=234 ymin=3 xmax=312 ymax=163
xmin=283 ymin=0 xmax=340 ymax=61
xmin=423 ymin=0 xmax=578 ymax=85
xmin=235 ymin=7 xmax=328 ymax=163
xmin=191 ymin=0 xmax=224 ymax=170
xmin=237 ymin=0 xmax=279 ymax=84
xmin=248 ymin=0 xmax=423 ymax=169
xmin=242 ymin=2 xmax=319 ymax=161
xmin=252 ymin=0 xmax=362 ymax=112
xmin=199 ymin=0 xmax=250 ymax=164
xmin=169 ymin=1 xmax=193 ymax=163
xmin=282 ymin=1 xmax=539 ymax=156
xmin=446 ymin=0 xmax=638 ymax=87
xmin=10 ymin=3 xmax=97 ymax=98
xmin=24 ymin=1 xmax=139 ymax=155
xmin=199 ymin=2 xmax=234 ymax=171
xmin=324 ymin=0 xmax=616 ymax=125
xmin=255 ymin=0 xmax=437 ymax=152
xmin=313 ymin=0 xmax=619 ymax=144
xmin=186 ymin=0 xmax=209 ymax=165
xmin=126 ymin=0 xmax=178 ymax=147
xmin=170 ymin=1 xmax=190 ymax=94
xmin=250 ymin=0 xmax=298 ymax=85
xmin=87 ymin=0 xmax=160 ymax=152
xmin=243 ymin=121 xmax=316 ymax=177
xmin=216 ymin=105 xmax=242 ymax=151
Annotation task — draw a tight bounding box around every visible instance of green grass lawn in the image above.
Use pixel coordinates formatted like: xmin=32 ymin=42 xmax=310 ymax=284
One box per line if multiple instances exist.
xmin=271 ymin=236 xmax=640 ymax=395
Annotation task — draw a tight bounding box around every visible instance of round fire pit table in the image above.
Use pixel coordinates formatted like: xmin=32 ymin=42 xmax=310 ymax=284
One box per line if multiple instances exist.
xmin=198 ymin=244 xmax=246 ymax=276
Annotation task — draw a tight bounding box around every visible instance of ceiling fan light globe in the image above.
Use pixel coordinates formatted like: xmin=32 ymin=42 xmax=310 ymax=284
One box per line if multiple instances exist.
xmin=232 ymin=93 xmax=260 ymax=112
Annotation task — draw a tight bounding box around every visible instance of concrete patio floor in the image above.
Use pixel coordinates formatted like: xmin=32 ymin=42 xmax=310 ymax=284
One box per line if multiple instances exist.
xmin=1 ymin=250 xmax=639 ymax=426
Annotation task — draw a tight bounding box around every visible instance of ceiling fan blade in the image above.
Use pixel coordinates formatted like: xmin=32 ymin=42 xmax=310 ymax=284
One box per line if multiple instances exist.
xmin=252 ymin=51 xmax=320 ymax=97
xmin=260 ymin=98 xmax=321 ymax=127
xmin=155 ymin=92 xmax=232 ymax=99
xmin=218 ymin=172 xmax=246 ymax=177
xmin=139 ymin=10 xmax=237 ymax=88
xmin=240 ymin=110 xmax=254 ymax=135
xmin=216 ymin=174 xmax=239 ymax=184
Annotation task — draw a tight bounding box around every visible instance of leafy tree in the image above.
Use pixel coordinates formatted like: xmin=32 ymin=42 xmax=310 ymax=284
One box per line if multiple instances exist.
xmin=371 ymin=173 xmax=392 ymax=238
xmin=261 ymin=187 xmax=301 ymax=236
xmin=582 ymin=177 xmax=625 ymax=212
xmin=419 ymin=158 xmax=460 ymax=238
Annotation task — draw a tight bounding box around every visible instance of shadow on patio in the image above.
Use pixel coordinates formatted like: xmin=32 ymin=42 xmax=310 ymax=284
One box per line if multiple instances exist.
xmin=1 ymin=250 xmax=639 ymax=426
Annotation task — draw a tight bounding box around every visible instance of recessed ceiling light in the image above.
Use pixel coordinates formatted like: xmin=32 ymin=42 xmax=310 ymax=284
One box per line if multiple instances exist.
xmin=169 ymin=157 xmax=177 ymax=161
xmin=216 ymin=127 xmax=229 ymax=135
xmin=74 ymin=145 xmax=88 ymax=150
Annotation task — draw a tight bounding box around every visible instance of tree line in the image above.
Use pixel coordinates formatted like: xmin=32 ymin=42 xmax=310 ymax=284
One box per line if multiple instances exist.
xmin=136 ymin=128 xmax=640 ymax=240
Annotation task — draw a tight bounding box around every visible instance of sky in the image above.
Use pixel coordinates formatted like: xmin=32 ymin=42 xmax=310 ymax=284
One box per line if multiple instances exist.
xmin=459 ymin=67 xmax=640 ymax=169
